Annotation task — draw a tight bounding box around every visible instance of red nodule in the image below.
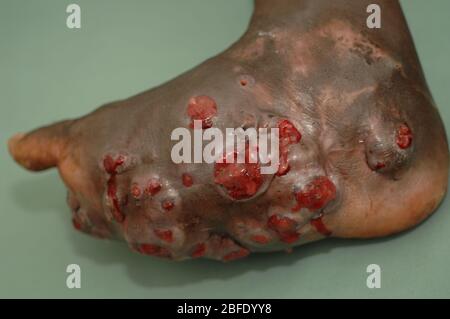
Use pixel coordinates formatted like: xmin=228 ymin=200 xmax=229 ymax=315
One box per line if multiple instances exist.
xmin=72 ymin=218 xmax=82 ymax=231
xmin=223 ymin=248 xmax=250 ymax=262
xmin=267 ymin=215 xmax=297 ymax=233
xmin=103 ymin=155 xmax=126 ymax=223
xmin=279 ymin=119 xmax=302 ymax=144
xmin=250 ymin=234 xmax=270 ymax=244
xmin=310 ymin=216 xmax=332 ymax=236
xmin=374 ymin=162 xmax=386 ymax=170
xmin=294 ymin=176 xmax=336 ymax=211
xmin=182 ymin=173 xmax=193 ymax=187
xmin=191 ymin=243 xmax=207 ymax=258
xmin=154 ymin=229 xmax=173 ymax=243
xmin=214 ymin=147 xmax=263 ymax=200
xmin=162 ymin=199 xmax=174 ymax=211
xmin=106 ymin=176 xmax=125 ymax=222
xmin=276 ymin=149 xmax=291 ymax=177
xmin=396 ymin=123 xmax=413 ymax=149
xmin=276 ymin=119 xmax=302 ymax=176
xmin=138 ymin=244 xmax=171 ymax=258
xmin=280 ymin=232 xmax=300 ymax=244
xmin=187 ymin=95 xmax=218 ymax=129
xmin=146 ymin=178 xmax=161 ymax=195
xmin=267 ymin=215 xmax=299 ymax=242
xmin=103 ymin=154 xmax=125 ymax=174
xmin=131 ymin=183 xmax=141 ymax=199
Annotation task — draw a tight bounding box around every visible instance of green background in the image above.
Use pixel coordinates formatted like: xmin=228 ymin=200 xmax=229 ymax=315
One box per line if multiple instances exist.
xmin=0 ymin=0 xmax=449 ymax=298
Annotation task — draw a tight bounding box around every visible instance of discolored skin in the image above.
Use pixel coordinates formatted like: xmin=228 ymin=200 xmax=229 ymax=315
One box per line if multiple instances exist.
xmin=8 ymin=0 xmax=449 ymax=261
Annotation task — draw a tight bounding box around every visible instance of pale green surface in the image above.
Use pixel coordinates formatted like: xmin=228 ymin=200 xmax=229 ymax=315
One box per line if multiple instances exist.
xmin=0 ymin=0 xmax=449 ymax=298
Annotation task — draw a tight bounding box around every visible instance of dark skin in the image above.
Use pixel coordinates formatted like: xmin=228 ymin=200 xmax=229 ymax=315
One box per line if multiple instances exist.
xmin=8 ymin=0 xmax=449 ymax=261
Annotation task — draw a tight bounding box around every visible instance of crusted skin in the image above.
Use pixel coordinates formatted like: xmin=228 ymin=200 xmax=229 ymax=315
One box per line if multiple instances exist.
xmin=8 ymin=0 xmax=449 ymax=261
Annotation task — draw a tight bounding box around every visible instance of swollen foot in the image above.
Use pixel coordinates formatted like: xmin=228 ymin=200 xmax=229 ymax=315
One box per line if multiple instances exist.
xmin=8 ymin=0 xmax=449 ymax=261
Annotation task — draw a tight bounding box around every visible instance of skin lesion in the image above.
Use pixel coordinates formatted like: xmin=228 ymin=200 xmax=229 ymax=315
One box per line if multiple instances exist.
xmin=319 ymin=20 xmax=388 ymax=61
xmin=6 ymin=0 xmax=449 ymax=261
